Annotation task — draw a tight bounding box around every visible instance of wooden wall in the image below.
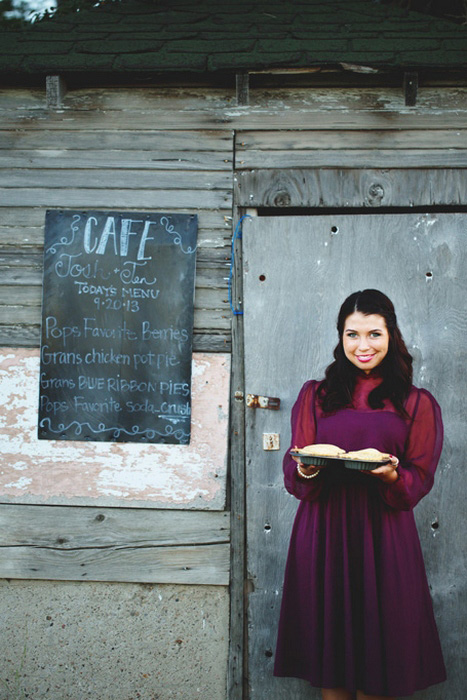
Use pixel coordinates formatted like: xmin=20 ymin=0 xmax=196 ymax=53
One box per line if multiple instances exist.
xmin=0 ymin=88 xmax=235 ymax=352
xmin=1 ymin=84 xmax=467 ymax=699
xmin=2 ymin=86 xmax=467 ymax=352
xmin=0 ymin=87 xmax=237 ymax=589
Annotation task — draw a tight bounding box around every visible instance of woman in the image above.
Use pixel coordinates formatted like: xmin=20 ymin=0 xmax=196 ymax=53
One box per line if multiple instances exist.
xmin=273 ymin=289 xmax=446 ymax=700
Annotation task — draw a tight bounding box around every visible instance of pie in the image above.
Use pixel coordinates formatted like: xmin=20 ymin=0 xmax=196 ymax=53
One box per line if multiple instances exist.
xmin=297 ymin=444 xmax=346 ymax=457
xmin=342 ymin=448 xmax=391 ymax=462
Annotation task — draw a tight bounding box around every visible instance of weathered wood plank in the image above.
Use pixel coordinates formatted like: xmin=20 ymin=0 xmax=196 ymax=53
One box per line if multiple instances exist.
xmin=0 ymin=325 xmax=41 ymax=346
xmin=0 ymin=226 xmax=231 ymax=250
xmin=0 ymin=504 xmax=230 ymax=548
xmin=0 ymin=188 xmax=232 ymax=209
xmin=0 ymin=151 xmax=232 ymax=171
xmin=2 ymin=86 xmax=467 ymax=131
xmin=0 ymin=326 xmax=231 ymax=352
xmin=194 ymin=332 xmax=231 ymax=353
xmin=234 ymin=168 xmax=467 ymax=208
xmin=0 ymin=285 xmax=229 ymax=310
xmin=0 ymin=89 xmax=45 ymax=109
xmin=0 ymin=245 xmax=229 ymax=269
xmin=0 ymin=262 xmax=230 ymax=289
xmin=4 ymin=107 xmax=467 ymax=131
xmin=0 ymin=170 xmax=232 ymax=190
xmin=0 ymin=129 xmax=232 ymax=151
xmin=236 ymin=129 xmax=467 ymax=151
xmin=227 ymin=211 xmax=248 ymax=700
xmin=0 ymin=505 xmax=230 ymax=584
xmin=0 ymin=208 xmax=233 ymax=230
xmin=0 ymin=543 xmax=230 ymax=585
xmin=0 ymin=305 xmax=231 ymax=330
xmin=0 ymin=227 xmax=43 ymax=247
xmin=0 ymin=285 xmax=41 ymax=305
xmin=0 ymin=244 xmax=231 ymax=265
xmin=236 ymin=150 xmax=467 ymax=169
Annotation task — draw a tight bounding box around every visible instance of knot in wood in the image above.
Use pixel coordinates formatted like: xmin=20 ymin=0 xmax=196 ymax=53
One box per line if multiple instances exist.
xmin=273 ymin=191 xmax=291 ymax=207
xmin=368 ymin=183 xmax=384 ymax=201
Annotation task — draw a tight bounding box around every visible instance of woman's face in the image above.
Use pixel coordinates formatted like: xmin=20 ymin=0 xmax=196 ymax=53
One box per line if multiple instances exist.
xmin=342 ymin=312 xmax=389 ymax=374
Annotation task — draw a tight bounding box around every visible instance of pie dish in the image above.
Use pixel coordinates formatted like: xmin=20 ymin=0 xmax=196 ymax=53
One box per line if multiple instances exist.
xmin=291 ymin=445 xmax=391 ymax=471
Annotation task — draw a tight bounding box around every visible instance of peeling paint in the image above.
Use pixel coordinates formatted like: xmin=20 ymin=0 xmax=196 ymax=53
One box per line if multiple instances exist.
xmin=0 ymin=349 xmax=230 ymax=509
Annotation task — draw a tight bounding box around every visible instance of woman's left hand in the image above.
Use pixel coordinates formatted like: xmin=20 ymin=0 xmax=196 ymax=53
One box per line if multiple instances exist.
xmin=365 ymin=455 xmax=400 ymax=484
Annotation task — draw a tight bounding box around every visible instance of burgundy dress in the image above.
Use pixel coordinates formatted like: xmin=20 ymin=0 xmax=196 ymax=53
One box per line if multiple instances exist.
xmin=274 ymin=374 xmax=446 ymax=697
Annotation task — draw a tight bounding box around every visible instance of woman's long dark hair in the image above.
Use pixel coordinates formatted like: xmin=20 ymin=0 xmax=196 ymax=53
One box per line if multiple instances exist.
xmin=317 ymin=289 xmax=413 ymax=415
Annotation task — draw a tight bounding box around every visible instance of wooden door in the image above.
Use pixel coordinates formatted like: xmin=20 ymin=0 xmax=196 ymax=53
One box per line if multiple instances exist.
xmin=243 ymin=213 xmax=466 ymax=699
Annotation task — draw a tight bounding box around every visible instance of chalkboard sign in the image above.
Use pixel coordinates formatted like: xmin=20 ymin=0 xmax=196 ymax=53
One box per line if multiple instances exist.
xmin=38 ymin=210 xmax=198 ymax=444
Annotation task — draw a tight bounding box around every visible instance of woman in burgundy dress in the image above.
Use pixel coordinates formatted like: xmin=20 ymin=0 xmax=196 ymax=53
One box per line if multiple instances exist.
xmin=274 ymin=289 xmax=446 ymax=700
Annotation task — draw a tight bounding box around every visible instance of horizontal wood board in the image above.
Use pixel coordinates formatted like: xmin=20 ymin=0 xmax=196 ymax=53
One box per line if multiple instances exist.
xmin=234 ymin=168 xmax=467 ymax=208
xmin=0 ymin=504 xmax=230 ymax=585
xmin=2 ymin=87 xmax=467 ymax=130
xmin=236 ymin=128 xmax=467 ymax=169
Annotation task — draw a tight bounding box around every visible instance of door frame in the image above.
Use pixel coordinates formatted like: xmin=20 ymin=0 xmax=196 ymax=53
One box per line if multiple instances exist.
xmin=228 ymin=167 xmax=467 ymax=700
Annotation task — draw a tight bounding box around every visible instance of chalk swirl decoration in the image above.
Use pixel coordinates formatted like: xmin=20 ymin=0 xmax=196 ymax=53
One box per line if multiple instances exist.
xmin=39 ymin=418 xmax=189 ymax=442
xmin=160 ymin=216 xmax=197 ymax=255
xmin=46 ymin=214 xmax=81 ymax=254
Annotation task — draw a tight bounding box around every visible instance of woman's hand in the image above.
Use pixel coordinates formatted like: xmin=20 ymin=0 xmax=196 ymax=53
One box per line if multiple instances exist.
xmin=291 ymin=446 xmax=324 ymax=478
xmin=366 ymin=455 xmax=400 ymax=484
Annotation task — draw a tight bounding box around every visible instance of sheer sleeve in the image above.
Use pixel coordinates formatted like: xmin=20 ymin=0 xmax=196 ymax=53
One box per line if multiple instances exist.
xmin=380 ymin=388 xmax=443 ymax=511
xmin=283 ymin=380 xmax=325 ymax=501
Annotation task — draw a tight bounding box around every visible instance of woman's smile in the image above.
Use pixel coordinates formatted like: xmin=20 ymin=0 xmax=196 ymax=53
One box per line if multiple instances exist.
xmin=343 ymin=312 xmax=390 ymax=373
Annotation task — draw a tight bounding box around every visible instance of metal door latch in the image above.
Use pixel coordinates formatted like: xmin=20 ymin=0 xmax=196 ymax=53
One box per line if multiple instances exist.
xmin=246 ymin=394 xmax=280 ymax=410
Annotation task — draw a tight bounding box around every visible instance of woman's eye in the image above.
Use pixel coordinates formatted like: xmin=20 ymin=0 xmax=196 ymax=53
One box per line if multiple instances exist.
xmin=346 ymin=332 xmax=357 ymax=338
xmin=370 ymin=332 xmax=381 ymax=337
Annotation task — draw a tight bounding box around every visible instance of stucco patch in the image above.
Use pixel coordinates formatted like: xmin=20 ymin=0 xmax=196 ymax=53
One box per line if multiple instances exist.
xmin=0 ymin=349 xmax=229 ymax=509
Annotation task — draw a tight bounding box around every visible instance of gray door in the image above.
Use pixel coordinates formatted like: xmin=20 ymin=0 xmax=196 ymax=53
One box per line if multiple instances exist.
xmin=243 ymin=214 xmax=466 ymax=700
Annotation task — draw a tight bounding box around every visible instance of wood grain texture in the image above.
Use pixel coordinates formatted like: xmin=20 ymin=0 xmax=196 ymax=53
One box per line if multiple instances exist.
xmin=1 ymin=544 xmax=229 ymax=585
xmin=0 ymin=304 xmax=231 ymax=330
xmin=0 ymin=128 xmax=232 ymax=151
xmin=236 ymin=150 xmax=467 ymax=169
xmin=234 ymin=168 xmax=467 ymax=207
xmin=227 ymin=210 xmax=248 ymax=700
xmin=0 ymin=207 xmax=232 ymax=229
xmin=0 ymin=294 xmax=230 ymax=317
xmin=236 ymin=130 xmax=467 ymax=151
xmin=0 ymin=150 xmax=232 ymax=170
xmin=0 ymin=504 xmax=230 ymax=547
xmin=0 ymin=170 xmax=232 ymax=190
xmin=2 ymin=87 xmax=467 ymax=131
xmin=0 ymin=504 xmax=230 ymax=584
xmin=0 ymin=326 xmax=231 ymax=352
xmin=0 ymin=188 xmax=231 ymax=209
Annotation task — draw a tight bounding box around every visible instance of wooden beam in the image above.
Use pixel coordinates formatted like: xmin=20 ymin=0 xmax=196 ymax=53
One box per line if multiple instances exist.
xmin=236 ymin=73 xmax=250 ymax=106
xmin=234 ymin=168 xmax=467 ymax=208
xmin=404 ymin=71 xmax=418 ymax=107
xmin=0 ymin=504 xmax=230 ymax=585
xmin=3 ymin=87 xmax=467 ymax=131
xmin=227 ymin=210 xmax=248 ymax=700
xmin=46 ymin=75 xmax=67 ymax=109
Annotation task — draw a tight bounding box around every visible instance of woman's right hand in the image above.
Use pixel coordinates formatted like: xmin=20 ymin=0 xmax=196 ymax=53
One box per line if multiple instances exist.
xmin=292 ymin=446 xmax=323 ymax=478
